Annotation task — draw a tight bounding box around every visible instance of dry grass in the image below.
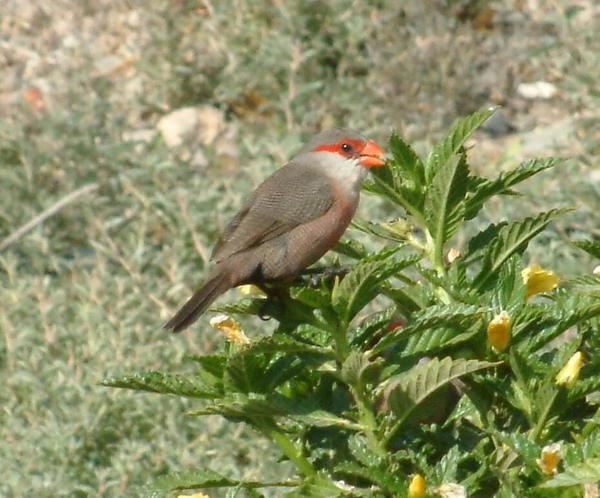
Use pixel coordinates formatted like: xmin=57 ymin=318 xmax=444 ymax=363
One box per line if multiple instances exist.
xmin=1 ymin=1 xmax=598 ymax=496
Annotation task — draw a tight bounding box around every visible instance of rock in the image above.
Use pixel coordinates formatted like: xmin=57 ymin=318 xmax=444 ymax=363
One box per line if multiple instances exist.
xmin=196 ymin=105 xmax=225 ymax=145
xmin=517 ymin=81 xmax=559 ymax=100
xmin=157 ymin=105 xmax=225 ymax=149
xmin=520 ymin=118 xmax=574 ymax=155
xmin=480 ymin=109 xmax=516 ymax=137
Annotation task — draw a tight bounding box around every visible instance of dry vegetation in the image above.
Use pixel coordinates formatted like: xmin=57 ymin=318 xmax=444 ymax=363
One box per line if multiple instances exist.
xmin=0 ymin=1 xmax=598 ymax=496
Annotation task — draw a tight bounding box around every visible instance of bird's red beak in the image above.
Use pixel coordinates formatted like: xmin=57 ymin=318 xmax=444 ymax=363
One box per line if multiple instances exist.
xmin=359 ymin=139 xmax=385 ymax=167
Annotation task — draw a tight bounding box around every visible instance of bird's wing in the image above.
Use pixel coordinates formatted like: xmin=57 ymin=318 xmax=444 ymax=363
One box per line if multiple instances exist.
xmin=211 ymin=161 xmax=334 ymax=262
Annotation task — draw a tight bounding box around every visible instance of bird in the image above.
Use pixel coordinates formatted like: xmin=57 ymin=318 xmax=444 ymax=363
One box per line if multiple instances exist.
xmin=164 ymin=128 xmax=385 ymax=332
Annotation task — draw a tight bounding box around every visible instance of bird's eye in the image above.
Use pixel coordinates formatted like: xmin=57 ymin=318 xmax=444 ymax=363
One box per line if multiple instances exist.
xmin=341 ymin=143 xmax=352 ymax=153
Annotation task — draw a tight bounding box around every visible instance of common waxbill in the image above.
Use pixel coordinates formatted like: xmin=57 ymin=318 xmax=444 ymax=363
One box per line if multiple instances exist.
xmin=164 ymin=129 xmax=385 ymax=332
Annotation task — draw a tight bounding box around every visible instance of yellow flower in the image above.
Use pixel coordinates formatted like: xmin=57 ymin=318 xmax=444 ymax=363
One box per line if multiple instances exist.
xmin=555 ymin=351 xmax=583 ymax=387
xmin=593 ymin=265 xmax=600 ymax=276
xmin=209 ymin=314 xmax=249 ymax=345
xmin=537 ymin=443 xmax=561 ymax=475
xmin=522 ymin=264 xmax=559 ymax=299
xmin=408 ymin=474 xmax=426 ymax=498
xmin=487 ymin=311 xmax=511 ymax=352
xmin=237 ymin=284 xmax=266 ymax=296
xmin=176 ymin=493 xmax=210 ymax=498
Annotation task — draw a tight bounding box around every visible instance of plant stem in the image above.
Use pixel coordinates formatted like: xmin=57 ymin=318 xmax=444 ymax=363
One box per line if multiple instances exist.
xmin=332 ymin=322 xmax=350 ymax=362
xmin=530 ymin=389 xmax=558 ymax=442
xmin=351 ymin=385 xmax=386 ymax=457
xmin=258 ymin=419 xmax=317 ymax=477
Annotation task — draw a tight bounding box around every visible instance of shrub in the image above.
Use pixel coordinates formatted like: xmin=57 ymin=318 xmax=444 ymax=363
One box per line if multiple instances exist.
xmin=105 ymin=108 xmax=600 ymax=497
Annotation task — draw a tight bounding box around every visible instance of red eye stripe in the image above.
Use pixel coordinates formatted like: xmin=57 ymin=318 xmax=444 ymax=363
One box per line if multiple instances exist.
xmin=313 ymin=137 xmax=365 ymax=156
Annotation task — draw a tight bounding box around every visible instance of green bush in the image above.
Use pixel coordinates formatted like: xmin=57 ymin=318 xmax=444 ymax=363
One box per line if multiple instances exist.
xmin=105 ymin=109 xmax=600 ymax=497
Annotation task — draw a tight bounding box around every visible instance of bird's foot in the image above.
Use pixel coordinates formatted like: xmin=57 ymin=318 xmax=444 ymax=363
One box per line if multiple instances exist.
xmin=302 ymin=265 xmax=352 ymax=287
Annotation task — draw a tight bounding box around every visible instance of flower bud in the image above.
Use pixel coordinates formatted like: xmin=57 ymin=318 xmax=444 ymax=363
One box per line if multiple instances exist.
xmin=522 ymin=264 xmax=559 ymax=299
xmin=408 ymin=474 xmax=426 ymax=498
xmin=238 ymin=284 xmax=265 ymax=296
xmin=487 ymin=311 xmax=511 ymax=352
xmin=555 ymin=351 xmax=583 ymax=387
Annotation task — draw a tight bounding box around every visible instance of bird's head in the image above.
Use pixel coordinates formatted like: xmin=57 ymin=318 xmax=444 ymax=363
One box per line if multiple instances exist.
xmin=301 ymin=129 xmax=385 ymax=169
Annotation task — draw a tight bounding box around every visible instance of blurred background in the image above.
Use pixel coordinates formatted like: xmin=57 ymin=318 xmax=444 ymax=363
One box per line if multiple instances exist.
xmin=1 ymin=1 xmax=598 ymax=496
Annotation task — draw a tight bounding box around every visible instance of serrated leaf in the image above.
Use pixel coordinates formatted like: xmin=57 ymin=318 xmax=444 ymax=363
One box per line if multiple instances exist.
xmin=290 ymin=286 xmax=331 ymax=308
xmin=144 ymin=468 xmax=234 ymax=497
xmin=351 ymin=218 xmax=411 ymax=243
xmin=373 ymin=304 xmax=485 ymax=353
xmin=348 ymin=434 xmax=384 ymax=468
xmin=402 ymin=324 xmax=480 ymax=357
xmin=493 ymin=431 xmax=541 ymax=465
xmin=211 ymin=297 xmax=266 ymax=315
xmin=389 ymin=132 xmax=425 ymax=183
xmin=425 ymin=107 xmax=495 ymax=183
xmin=341 ymin=351 xmax=383 ymax=385
xmin=334 ymin=238 xmax=368 ymax=260
xmin=562 ymin=275 xmax=600 ymax=295
xmin=540 ymin=458 xmax=600 ymax=488
xmin=425 ymin=151 xmax=469 ymax=257
xmin=473 ymin=208 xmax=571 ymax=290
xmin=189 ymin=393 xmax=361 ymax=430
xmin=363 ymin=165 xmax=425 ymax=223
xmin=384 ymin=357 xmax=497 ymax=423
xmin=573 ymin=239 xmax=600 ymax=259
xmin=144 ymin=468 xmax=295 ymax=498
xmin=231 ymin=335 xmax=332 ymax=357
xmin=350 ymin=307 xmax=396 ymax=347
xmin=332 ymin=255 xmax=419 ymax=324
xmin=101 ymin=371 xmax=218 ymax=398
xmin=284 ymin=476 xmax=345 ymax=497
xmin=464 ymin=157 xmax=561 ymax=220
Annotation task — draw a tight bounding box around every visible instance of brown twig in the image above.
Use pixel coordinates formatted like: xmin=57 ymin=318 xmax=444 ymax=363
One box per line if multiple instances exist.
xmin=0 ymin=182 xmax=99 ymax=252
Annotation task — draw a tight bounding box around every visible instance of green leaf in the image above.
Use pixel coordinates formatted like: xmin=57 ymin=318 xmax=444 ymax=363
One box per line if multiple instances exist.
xmin=285 ymin=476 xmax=346 ymax=497
xmin=473 ymin=208 xmax=571 ymax=290
xmin=334 ymin=238 xmax=368 ymax=260
xmin=351 ymin=218 xmax=411 ymax=243
xmin=341 ymin=351 xmax=383 ymax=385
xmin=540 ymin=458 xmax=600 ymax=488
xmin=373 ymin=304 xmax=485 ymax=353
xmin=232 ymin=335 xmax=333 ymax=357
xmin=350 ymin=307 xmax=396 ymax=347
xmin=384 ymin=357 xmax=497 ymax=424
xmin=211 ymin=297 xmax=266 ymax=315
xmin=290 ymin=286 xmax=331 ymax=309
xmin=464 ymin=157 xmax=561 ymax=220
xmin=363 ymin=165 xmax=425 ymax=223
xmin=425 ymin=107 xmax=495 ymax=183
xmin=402 ymin=324 xmax=480 ymax=357
xmin=144 ymin=468 xmax=295 ymax=498
xmin=101 ymin=371 xmax=218 ymax=398
xmin=348 ymin=433 xmax=384 ymax=468
xmin=332 ymin=255 xmax=419 ymax=324
xmin=562 ymin=275 xmax=600 ymax=295
xmin=425 ymin=151 xmax=469 ymax=257
xmin=389 ymin=132 xmax=425 ymax=185
xmin=573 ymin=239 xmax=600 ymax=259
xmin=190 ymin=393 xmax=361 ymax=430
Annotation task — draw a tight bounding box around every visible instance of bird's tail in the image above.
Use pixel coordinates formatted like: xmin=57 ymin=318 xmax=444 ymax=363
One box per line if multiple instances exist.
xmin=163 ymin=271 xmax=231 ymax=333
